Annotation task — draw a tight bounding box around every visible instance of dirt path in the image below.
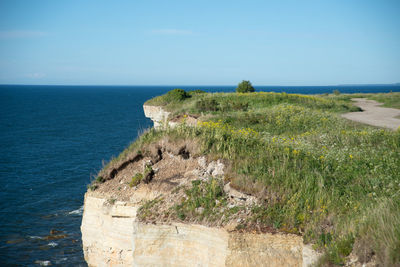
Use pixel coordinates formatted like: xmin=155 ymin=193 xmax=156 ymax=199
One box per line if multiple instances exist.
xmin=342 ymin=98 xmax=400 ymax=130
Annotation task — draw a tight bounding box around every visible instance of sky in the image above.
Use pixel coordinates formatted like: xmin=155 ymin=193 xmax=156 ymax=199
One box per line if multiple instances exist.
xmin=0 ymin=0 xmax=399 ymax=86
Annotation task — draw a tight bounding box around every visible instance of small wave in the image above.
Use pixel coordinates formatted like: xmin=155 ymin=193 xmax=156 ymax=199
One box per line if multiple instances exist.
xmin=28 ymin=236 xmax=44 ymax=240
xmin=47 ymin=241 xmax=58 ymax=247
xmin=34 ymin=260 xmax=52 ymax=266
xmin=68 ymin=205 xmax=83 ymax=215
xmin=55 ymin=257 xmax=68 ymax=264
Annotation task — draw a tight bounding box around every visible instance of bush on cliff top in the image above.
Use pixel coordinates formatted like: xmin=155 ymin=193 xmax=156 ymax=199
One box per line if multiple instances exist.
xmin=144 ymin=88 xmax=188 ymax=106
xmin=236 ymin=80 xmax=255 ymax=93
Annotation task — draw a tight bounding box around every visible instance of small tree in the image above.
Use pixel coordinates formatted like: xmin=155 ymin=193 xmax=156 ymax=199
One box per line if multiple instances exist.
xmin=236 ymin=80 xmax=255 ymax=93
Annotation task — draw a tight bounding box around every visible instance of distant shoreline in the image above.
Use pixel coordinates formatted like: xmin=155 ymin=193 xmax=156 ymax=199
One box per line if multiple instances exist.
xmin=1 ymin=84 xmax=399 ymax=95
xmin=1 ymin=83 xmax=399 ymax=87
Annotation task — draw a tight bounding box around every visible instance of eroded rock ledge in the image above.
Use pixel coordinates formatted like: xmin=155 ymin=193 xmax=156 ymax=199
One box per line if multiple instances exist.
xmin=143 ymin=105 xmax=171 ymax=129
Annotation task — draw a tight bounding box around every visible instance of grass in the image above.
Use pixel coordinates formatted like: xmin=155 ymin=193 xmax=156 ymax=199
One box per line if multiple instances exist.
xmin=129 ymin=173 xmax=143 ymax=187
xmin=328 ymin=91 xmax=400 ymax=109
xmin=104 ymin=89 xmax=400 ymax=265
xmin=173 ymin=178 xmax=227 ymax=221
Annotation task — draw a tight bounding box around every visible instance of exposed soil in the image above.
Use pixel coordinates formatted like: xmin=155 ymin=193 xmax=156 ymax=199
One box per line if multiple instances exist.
xmin=169 ymin=114 xmax=199 ymax=127
xmin=342 ymin=98 xmax=400 ymax=130
xmin=86 ymin=137 xmax=260 ymax=229
xmin=88 ymin=142 xmax=205 ymax=202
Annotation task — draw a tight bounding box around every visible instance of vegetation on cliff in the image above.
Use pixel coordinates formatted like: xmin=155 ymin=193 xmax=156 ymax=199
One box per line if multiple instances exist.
xmin=96 ymin=90 xmax=400 ymax=266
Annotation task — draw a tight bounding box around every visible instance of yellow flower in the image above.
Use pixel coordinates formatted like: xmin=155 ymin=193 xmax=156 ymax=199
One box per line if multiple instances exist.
xmin=349 ymin=154 xmax=353 ymax=159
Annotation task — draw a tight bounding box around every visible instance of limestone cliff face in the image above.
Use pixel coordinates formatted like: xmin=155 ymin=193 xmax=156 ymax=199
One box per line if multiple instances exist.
xmin=81 ymin=195 xmax=137 ymax=267
xmin=81 ymin=194 xmax=318 ymax=267
xmin=143 ymin=105 xmax=173 ymax=130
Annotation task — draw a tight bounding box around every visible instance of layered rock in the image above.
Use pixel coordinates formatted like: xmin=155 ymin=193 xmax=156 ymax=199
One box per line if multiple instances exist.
xmin=81 ymin=194 xmax=319 ymax=267
xmin=81 ymin=196 xmax=137 ymax=267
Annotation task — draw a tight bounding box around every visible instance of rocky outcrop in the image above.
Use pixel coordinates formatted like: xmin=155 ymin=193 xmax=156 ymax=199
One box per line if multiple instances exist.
xmin=143 ymin=105 xmax=199 ymax=130
xmin=81 ymin=194 xmax=319 ymax=267
xmin=143 ymin=105 xmax=171 ymax=130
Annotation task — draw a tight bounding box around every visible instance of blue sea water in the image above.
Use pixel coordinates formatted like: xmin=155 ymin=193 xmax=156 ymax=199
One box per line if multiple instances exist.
xmin=0 ymin=84 xmax=399 ymax=266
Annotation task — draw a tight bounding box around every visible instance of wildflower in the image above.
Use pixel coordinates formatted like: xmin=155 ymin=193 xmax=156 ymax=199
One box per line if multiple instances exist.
xmin=349 ymin=154 xmax=353 ymax=159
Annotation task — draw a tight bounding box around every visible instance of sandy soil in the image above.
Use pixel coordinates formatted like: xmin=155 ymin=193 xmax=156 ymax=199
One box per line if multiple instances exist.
xmin=342 ymin=98 xmax=400 ymax=130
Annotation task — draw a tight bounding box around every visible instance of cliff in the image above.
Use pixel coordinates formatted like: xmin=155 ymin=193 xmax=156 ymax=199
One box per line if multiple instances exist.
xmin=82 ymin=90 xmax=399 ymax=266
xmin=81 ymin=104 xmax=320 ymax=266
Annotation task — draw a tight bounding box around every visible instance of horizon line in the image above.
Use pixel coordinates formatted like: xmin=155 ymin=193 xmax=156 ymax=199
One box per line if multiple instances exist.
xmin=1 ymin=83 xmax=400 ymax=87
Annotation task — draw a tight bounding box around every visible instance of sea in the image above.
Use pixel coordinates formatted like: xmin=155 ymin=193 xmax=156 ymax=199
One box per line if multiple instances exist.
xmin=1 ymin=84 xmax=399 ymax=266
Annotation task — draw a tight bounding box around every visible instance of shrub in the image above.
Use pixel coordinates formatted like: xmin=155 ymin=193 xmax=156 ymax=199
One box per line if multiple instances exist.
xmin=219 ymin=101 xmax=248 ymax=112
xmin=236 ymin=80 xmax=255 ymax=93
xmin=129 ymin=173 xmax=143 ymax=187
xmin=195 ymin=99 xmax=219 ymax=112
xmin=333 ymin=89 xmax=341 ymax=95
xmin=88 ymin=184 xmax=98 ymax=191
xmin=96 ymin=176 xmax=105 ymax=183
xmin=188 ymin=89 xmax=206 ymax=96
xmin=145 ymin=89 xmax=190 ymax=106
xmin=165 ymin=89 xmax=189 ymax=102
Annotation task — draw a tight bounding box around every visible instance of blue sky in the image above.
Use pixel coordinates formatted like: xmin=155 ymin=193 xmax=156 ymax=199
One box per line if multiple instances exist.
xmin=0 ymin=0 xmax=399 ymax=85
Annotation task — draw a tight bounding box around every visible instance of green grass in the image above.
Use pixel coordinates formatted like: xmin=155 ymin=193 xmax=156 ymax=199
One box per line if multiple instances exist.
xmin=105 ymin=90 xmax=400 ymax=265
xmin=173 ymin=178 xmax=227 ymax=221
xmin=129 ymin=173 xmax=143 ymax=187
xmin=328 ymin=92 xmax=400 ymax=109
xmin=145 ymin=91 xmax=361 ymax=114
xmin=366 ymin=93 xmax=400 ymax=109
xmin=144 ymin=88 xmax=206 ymax=108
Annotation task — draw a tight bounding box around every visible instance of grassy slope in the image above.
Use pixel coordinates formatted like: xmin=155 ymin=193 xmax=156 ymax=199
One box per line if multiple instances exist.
xmin=118 ymin=90 xmax=399 ymax=265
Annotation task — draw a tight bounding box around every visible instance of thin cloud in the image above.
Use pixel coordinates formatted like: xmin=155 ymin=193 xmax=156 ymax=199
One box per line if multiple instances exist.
xmin=26 ymin=73 xmax=46 ymax=79
xmin=0 ymin=31 xmax=47 ymax=40
xmin=152 ymin=29 xmax=193 ymax=35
